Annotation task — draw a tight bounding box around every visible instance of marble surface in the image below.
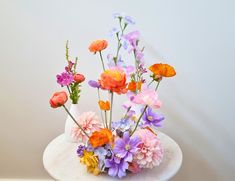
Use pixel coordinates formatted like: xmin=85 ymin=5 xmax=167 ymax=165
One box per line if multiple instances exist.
xmin=43 ymin=132 xmax=182 ymax=181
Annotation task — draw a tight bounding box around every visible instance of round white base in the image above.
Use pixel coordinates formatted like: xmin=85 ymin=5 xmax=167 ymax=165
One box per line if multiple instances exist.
xmin=43 ymin=132 xmax=182 ymax=181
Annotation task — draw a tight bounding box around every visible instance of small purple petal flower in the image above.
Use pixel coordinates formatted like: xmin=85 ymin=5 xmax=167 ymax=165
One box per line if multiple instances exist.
xmin=124 ymin=65 xmax=135 ymax=77
xmin=77 ymin=145 xmax=85 ymax=157
xmin=56 ymin=72 xmax=74 ymax=86
xmin=142 ymin=107 xmax=165 ymax=127
xmin=123 ymin=31 xmax=140 ymax=49
xmin=88 ymin=80 xmax=100 ymax=88
xmin=113 ymin=12 xmax=124 ymax=19
xmin=94 ymin=147 xmax=108 ymax=161
xmin=105 ymin=156 xmax=129 ymax=178
xmin=112 ymin=119 xmax=134 ymax=131
xmin=124 ymin=16 xmax=135 ymax=25
xmin=109 ymin=27 xmax=119 ymax=37
xmin=113 ymin=132 xmax=141 ymax=160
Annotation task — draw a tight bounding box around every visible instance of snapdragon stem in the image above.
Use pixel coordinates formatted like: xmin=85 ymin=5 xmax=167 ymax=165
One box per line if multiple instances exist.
xmin=66 ymin=85 xmax=71 ymax=94
xmin=109 ymin=92 xmax=114 ymax=129
xmin=62 ymin=105 xmax=89 ymax=138
xmin=99 ymin=51 xmax=105 ymax=71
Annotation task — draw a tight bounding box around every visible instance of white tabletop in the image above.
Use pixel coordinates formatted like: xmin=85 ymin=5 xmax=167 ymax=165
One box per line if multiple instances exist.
xmin=43 ymin=132 xmax=182 ymax=181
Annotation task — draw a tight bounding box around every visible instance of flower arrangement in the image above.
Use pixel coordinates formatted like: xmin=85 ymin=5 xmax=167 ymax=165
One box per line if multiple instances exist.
xmin=49 ymin=13 xmax=176 ymax=178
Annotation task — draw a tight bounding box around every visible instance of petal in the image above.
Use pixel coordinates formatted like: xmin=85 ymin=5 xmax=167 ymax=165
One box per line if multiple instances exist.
xmin=124 ymin=152 xmax=133 ymax=162
xmin=118 ymin=169 xmax=126 ymax=178
xmin=108 ymin=166 xmax=118 ymax=177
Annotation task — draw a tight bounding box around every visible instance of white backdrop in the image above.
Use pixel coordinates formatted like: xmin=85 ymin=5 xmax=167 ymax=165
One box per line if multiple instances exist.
xmin=0 ymin=0 xmax=234 ymax=180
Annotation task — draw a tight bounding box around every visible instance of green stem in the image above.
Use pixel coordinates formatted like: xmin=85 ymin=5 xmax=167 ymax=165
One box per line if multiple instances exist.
xmin=109 ymin=92 xmax=114 ymax=129
xmin=99 ymin=51 xmax=105 ymax=71
xmin=155 ymin=81 xmax=160 ymax=91
xmin=66 ymin=40 xmax=69 ymax=62
xmin=123 ymin=106 xmax=131 ymax=119
xmin=62 ymin=105 xmax=89 ymax=138
xmin=104 ymin=111 xmax=108 ymax=128
xmin=148 ymin=79 xmax=154 ymax=87
xmin=97 ymin=89 xmax=105 ymax=128
xmin=67 ymin=85 xmax=71 ymax=94
xmin=130 ymin=105 xmax=148 ymax=136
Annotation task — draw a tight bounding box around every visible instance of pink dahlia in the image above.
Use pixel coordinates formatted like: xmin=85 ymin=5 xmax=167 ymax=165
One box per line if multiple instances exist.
xmin=71 ymin=111 xmax=101 ymax=143
xmin=134 ymin=129 xmax=164 ymax=168
xmin=132 ymin=88 xmax=161 ymax=109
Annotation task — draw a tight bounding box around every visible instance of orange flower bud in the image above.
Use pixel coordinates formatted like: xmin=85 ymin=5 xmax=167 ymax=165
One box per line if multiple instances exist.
xmin=98 ymin=100 xmax=110 ymax=111
xmin=127 ymin=81 xmax=142 ymax=91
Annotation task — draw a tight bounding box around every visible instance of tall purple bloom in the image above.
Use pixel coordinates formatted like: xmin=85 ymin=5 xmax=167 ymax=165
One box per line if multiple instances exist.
xmin=113 ymin=132 xmax=141 ymax=162
xmin=142 ymin=107 xmax=164 ymax=127
xmin=123 ymin=31 xmax=140 ymax=50
xmin=105 ymin=156 xmax=129 ymax=178
xmin=56 ymin=72 xmax=74 ymax=86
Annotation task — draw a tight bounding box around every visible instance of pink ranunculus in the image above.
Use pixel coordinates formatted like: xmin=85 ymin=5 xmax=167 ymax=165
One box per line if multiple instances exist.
xmin=132 ymin=88 xmax=161 ymax=109
xmin=49 ymin=91 xmax=68 ymax=108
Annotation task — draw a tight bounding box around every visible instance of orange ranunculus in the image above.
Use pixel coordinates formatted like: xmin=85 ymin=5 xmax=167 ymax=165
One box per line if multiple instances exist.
xmin=89 ymin=128 xmax=113 ymax=148
xmin=127 ymin=81 xmax=142 ymax=91
xmin=89 ymin=40 xmax=108 ymax=53
xmin=149 ymin=63 xmax=176 ymax=77
xmin=99 ymin=67 xmax=127 ymax=94
xmin=98 ymin=100 xmax=110 ymax=110
xmin=49 ymin=91 xmax=68 ymax=108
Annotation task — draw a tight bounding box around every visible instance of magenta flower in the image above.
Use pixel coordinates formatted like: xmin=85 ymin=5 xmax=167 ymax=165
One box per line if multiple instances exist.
xmin=113 ymin=132 xmax=141 ymax=162
xmin=123 ymin=31 xmax=140 ymax=49
xmin=105 ymin=156 xmax=129 ymax=178
xmin=142 ymin=107 xmax=164 ymax=127
xmin=56 ymin=72 xmax=74 ymax=86
xmin=132 ymin=88 xmax=162 ymax=109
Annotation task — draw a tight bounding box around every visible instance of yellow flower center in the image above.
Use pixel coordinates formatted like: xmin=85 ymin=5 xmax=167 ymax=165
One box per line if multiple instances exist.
xmin=125 ymin=144 xmax=130 ymax=151
xmin=148 ymin=116 xmax=153 ymax=121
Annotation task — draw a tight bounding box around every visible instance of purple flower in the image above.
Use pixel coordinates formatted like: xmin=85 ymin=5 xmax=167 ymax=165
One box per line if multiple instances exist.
xmin=56 ymin=72 xmax=74 ymax=86
xmin=107 ymin=54 xmax=124 ymax=68
xmin=109 ymin=27 xmax=119 ymax=37
xmin=124 ymin=16 xmax=135 ymax=25
xmin=113 ymin=132 xmax=141 ymax=162
xmin=94 ymin=147 xmax=108 ymax=161
xmin=88 ymin=80 xmax=100 ymax=88
xmin=77 ymin=145 xmax=85 ymax=157
xmin=112 ymin=119 xmax=134 ymax=132
xmin=142 ymin=107 xmax=164 ymax=127
xmin=123 ymin=31 xmax=140 ymax=49
xmin=105 ymin=156 xmax=129 ymax=178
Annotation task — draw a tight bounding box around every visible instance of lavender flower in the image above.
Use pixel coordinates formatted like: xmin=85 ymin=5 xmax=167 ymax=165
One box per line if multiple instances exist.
xmin=77 ymin=145 xmax=85 ymax=157
xmin=112 ymin=119 xmax=134 ymax=132
xmin=123 ymin=31 xmax=140 ymax=49
xmin=56 ymin=72 xmax=74 ymax=86
xmin=94 ymin=147 xmax=108 ymax=161
xmin=107 ymin=54 xmax=124 ymax=68
xmin=109 ymin=27 xmax=119 ymax=37
xmin=142 ymin=107 xmax=164 ymax=127
xmin=113 ymin=132 xmax=141 ymax=162
xmin=124 ymin=16 xmax=135 ymax=25
xmin=88 ymin=80 xmax=100 ymax=88
xmin=105 ymin=156 xmax=129 ymax=178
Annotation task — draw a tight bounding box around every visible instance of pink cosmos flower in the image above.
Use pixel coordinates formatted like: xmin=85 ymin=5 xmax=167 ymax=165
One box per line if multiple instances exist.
xmin=134 ymin=129 xmax=164 ymax=169
xmin=71 ymin=111 xmax=101 ymax=143
xmin=132 ymin=88 xmax=161 ymax=109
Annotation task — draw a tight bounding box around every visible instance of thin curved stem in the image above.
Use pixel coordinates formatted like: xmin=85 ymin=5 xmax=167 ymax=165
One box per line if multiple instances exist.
xmin=62 ymin=105 xmax=89 ymax=138
xmin=109 ymin=92 xmax=114 ymax=129
xmin=99 ymin=51 xmax=105 ymax=71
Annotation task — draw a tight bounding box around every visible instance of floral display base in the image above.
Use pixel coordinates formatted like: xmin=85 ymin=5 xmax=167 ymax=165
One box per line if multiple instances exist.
xmin=43 ymin=131 xmax=182 ymax=181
